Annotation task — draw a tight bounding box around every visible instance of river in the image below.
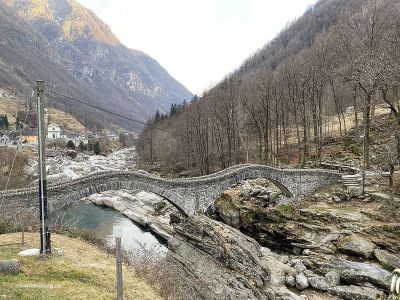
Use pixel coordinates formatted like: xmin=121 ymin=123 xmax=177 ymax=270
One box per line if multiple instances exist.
xmin=53 ymin=200 xmax=167 ymax=256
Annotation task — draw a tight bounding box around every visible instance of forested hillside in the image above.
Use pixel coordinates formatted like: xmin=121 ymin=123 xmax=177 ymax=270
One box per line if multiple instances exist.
xmin=137 ymin=0 xmax=400 ymax=175
xmin=0 ymin=0 xmax=192 ymax=131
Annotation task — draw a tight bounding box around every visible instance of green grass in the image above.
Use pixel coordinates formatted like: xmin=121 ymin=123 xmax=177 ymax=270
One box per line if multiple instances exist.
xmin=0 ymin=233 xmax=161 ymax=300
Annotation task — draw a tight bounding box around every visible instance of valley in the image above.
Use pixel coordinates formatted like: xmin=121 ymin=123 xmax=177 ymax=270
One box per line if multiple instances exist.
xmin=0 ymin=0 xmax=399 ymax=299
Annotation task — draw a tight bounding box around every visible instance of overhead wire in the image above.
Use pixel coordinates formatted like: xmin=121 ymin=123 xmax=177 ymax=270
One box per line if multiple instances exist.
xmin=1 ymin=86 xmax=178 ymax=207
xmin=45 ymin=88 xmax=176 ymax=135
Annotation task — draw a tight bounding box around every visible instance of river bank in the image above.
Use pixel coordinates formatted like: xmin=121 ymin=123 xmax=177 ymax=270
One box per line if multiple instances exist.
xmin=86 ymin=177 xmax=400 ymax=299
xmin=13 ymin=146 xmax=400 ymax=299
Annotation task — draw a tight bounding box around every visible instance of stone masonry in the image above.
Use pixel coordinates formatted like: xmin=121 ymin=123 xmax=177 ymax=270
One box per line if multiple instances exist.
xmin=0 ymin=164 xmax=341 ymax=216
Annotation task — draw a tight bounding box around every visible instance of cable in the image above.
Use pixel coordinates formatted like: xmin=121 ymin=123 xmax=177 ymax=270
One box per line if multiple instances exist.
xmin=45 ymin=88 xmax=176 ymax=135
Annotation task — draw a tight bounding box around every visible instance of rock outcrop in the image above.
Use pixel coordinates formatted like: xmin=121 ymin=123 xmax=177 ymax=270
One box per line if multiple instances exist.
xmin=87 ymin=189 xmax=175 ymax=241
xmin=374 ymin=249 xmax=400 ymax=271
xmin=167 ymin=215 xmax=303 ymax=300
xmin=330 ymin=258 xmax=391 ymax=289
xmin=337 ymin=234 xmax=377 ymax=259
xmin=206 ymin=179 xmax=399 ymax=298
xmin=328 ymin=285 xmax=385 ymax=300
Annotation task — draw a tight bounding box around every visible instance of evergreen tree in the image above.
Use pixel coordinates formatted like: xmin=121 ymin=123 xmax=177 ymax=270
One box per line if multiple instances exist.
xmin=66 ymin=140 xmax=76 ymax=150
xmin=170 ymin=103 xmax=177 ymax=116
xmin=79 ymin=141 xmax=87 ymax=151
xmin=93 ymin=141 xmax=101 ymax=155
xmin=154 ymin=109 xmax=161 ymax=122
xmin=87 ymin=141 xmax=93 ymax=151
xmin=0 ymin=115 xmax=9 ymax=129
xmin=190 ymin=95 xmax=198 ymax=102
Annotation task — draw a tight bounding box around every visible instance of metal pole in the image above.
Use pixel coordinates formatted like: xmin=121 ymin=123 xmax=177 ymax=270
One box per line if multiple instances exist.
xmin=115 ymin=236 xmax=123 ymax=300
xmin=36 ymin=80 xmax=51 ymax=254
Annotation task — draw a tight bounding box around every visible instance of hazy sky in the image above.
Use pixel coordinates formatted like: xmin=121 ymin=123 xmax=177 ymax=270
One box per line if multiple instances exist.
xmin=79 ymin=0 xmax=318 ymax=94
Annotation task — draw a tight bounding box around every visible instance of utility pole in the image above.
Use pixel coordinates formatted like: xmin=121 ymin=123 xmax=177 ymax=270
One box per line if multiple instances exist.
xmin=36 ymin=80 xmax=51 ymax=254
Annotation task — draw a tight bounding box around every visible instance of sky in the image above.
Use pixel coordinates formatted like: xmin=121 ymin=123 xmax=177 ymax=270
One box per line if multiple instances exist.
xmin=79 ymin=0 xmax=318 ymax=95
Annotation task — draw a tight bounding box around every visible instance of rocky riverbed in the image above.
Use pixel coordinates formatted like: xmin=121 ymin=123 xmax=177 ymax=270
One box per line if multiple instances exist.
xmin=31 ymin=147 xmax=399 ymax=299
xmin=204 ymin=179 xmax=400 ymax=299
xmin=27 ymin=147 xmax=137 ymax=185
xmin=84 ymin=177 xmax=400 ymax=299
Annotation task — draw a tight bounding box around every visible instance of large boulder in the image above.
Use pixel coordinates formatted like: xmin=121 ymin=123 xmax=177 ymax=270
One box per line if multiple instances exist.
xmin=295 ymin=273 xmax=309 ymax=290
xmin=240 ymin=181 xmax=252 ymax=197
xmin=308 ymin=276 xmax=330 ymax=291
xmin=328 ymin=285 xmax=385 ymax=300
xmin=325 ymin=270 xmax=341 ymax=286
xmin=292 ymin=259 xmax=307 ymax=273
xmin=331 ymin=258 xmax=391 ymax=290
xmin=260 ymin=247 xmax=295 ymax=286
xmin=337 ymin=235 xmax=376 ymax=259
xmin=374 ymin=249 xmax=400 ymax=271
xmin=212 ymin=192 xmax=241 ymax=228
xmin=0 ymin=259 xmax=20 ymax=275
xmin=285 ymin=275 xmax=296 ymax=287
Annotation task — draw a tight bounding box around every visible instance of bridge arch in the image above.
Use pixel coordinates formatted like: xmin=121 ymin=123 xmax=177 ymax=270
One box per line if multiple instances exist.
xmin=44 ymin=179 xmax=190 ymax=216
xmin=0 ymin=165 xmax=341 ymax=217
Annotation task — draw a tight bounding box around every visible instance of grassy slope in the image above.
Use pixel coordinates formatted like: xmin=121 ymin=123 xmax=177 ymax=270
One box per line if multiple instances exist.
xmin=0 ymin=98 xmax=18 ymax=124
xmin=0 ymin=90 xmax=88 ymax=134
xmin=0 ymin=233 xmax=161 ymax=300
xmin=47 ymin=108 xmax=88 ymax=134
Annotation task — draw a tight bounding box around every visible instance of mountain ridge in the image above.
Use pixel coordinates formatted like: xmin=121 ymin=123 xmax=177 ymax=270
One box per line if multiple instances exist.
xmin=0 ymin=0 xmax=192 ymax=131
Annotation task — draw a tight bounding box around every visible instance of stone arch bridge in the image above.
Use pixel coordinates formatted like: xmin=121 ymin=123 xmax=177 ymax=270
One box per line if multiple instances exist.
xmin=0 ymin=164 xmax=340 ymax=216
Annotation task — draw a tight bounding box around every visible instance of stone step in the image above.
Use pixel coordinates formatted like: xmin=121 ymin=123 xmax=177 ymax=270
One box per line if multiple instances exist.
xmin=342 ymin=179 xmax=360 ymax=182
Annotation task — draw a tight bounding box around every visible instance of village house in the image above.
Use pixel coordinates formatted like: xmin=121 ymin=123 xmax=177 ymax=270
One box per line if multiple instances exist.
xmin=47 ymin=123 xmax=62 ymax=140
xmin=19 ymin=128 xmax=38 ymax=144
xmin=107 ymin=133 xmax=119 ymax=141
xmin=68 ymin=135 xmax=89 ymax=147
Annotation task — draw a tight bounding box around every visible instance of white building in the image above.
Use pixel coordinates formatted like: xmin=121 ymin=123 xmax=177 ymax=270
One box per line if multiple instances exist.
xmin=68 ymin=135 xmax=89 ymax=147
xmin=47 ymin=123 xmax=62 ymax=140
xmin=107 ymin=133 xmax=119 ymax=141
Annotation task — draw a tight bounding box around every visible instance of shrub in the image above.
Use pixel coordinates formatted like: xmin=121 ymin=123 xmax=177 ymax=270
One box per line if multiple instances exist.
xmin=126 ymin=244 xmax=200 ymax=299
xmin=93 ymin=141 xmax=101 ymax=155
xmin=79 ymin=141 xmax=87 ymax=151
xmin=66 ymin=140 xmax=75 ymax=150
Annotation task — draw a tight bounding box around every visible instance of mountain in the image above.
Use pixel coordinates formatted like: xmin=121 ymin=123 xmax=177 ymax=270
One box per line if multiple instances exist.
xmin=136 ymin=0 xmax=400 ymax=174
xmin=236 ymin=0 xmax=365 ymax=76
xmin=0 ymin=0 xmax=192 ymax=131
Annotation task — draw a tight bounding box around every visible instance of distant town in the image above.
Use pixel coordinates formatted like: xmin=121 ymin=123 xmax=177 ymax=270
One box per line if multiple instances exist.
xmin=0 ymin=109 xmax=135 ymax=155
